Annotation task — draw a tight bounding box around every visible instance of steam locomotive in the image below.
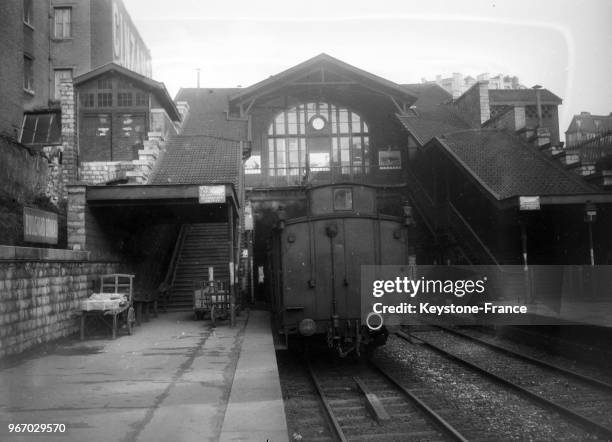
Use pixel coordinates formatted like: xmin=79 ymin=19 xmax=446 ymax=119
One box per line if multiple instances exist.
xmin=268 ymin=184 xmax=412 ymax=357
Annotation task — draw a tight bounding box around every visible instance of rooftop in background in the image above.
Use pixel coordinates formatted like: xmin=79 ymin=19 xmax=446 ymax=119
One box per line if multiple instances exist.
xmin=422 ymin=72 xmax=525 ymax=99
xmin=174 ymin=88 xmax=246 ymax=140
xmin=566 ymin=112 xmax=612 ymax=147
xmin=488 ymin=88 xmax=562 ymax=105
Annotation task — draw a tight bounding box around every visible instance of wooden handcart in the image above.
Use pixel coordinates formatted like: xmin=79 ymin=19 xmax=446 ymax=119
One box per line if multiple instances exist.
xmin=80 ymin=274 xmax=136 ymax=340
xmin=193 ymin=280 xmax=230 ymax=326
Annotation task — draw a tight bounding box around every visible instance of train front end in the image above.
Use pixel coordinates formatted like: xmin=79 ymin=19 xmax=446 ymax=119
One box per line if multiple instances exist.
xmin=269 ymin=184 xmax=412 ymax=357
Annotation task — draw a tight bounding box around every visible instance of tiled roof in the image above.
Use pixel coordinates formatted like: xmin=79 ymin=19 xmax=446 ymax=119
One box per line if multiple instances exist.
xmin=175 ymin=88 xmax=247 ymax=139
xmin=150 ymin=135 xmax=240 ymax=186
xmin=397 ymin=104 xmax=469 ymax=145
xmin=401 ymin=84 xmax=452 ymax=111
xmin=566 ymin=114 xmax=612 ymax=134
xmin=438 ymin=129 xmax=593 ymax=200
xmin=489 ymin=89 xmax=562 ymax=105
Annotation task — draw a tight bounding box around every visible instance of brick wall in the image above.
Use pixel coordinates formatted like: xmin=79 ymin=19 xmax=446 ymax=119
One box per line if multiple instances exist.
xmin=50 ymin=0 xmax=92 ymax=77
xmin=0 ymin=1 xmax=24 ymax=138
xmin=0 ymin=247 xmax=120 ymax=358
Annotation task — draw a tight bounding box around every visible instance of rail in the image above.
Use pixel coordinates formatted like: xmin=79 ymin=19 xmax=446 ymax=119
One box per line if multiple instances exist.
xmin=446 ymin=202 xmax=500 ymax=267
xmin=164 ymin=225 xmax=189 ymax=303
xmin=399 ymin=331 xmax=612 ymax=440
xmin=403 ymin=166 xmax=440 ymax=234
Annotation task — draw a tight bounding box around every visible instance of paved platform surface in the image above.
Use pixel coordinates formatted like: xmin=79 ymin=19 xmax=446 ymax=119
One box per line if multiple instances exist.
xmin=0 ymin=310 xmax=288 ymax=442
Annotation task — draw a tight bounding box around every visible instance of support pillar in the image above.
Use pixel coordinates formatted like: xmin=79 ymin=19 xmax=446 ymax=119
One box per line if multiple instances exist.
xmin=228 ymin=202 xmax=236 ymax=327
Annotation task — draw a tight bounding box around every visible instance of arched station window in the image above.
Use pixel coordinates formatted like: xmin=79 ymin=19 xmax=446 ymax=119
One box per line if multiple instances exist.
xmin=266 ymin=102 xmax=369 ymax=177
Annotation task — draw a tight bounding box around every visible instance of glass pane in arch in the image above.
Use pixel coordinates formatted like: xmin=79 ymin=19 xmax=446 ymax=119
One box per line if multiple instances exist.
xmin=351 ymin=113 xmax=361 ymax=133
xmin=330 ymin=106 xmax=338 ymax=134
xmin=268 ymin=139 xmax=275 ymax=174
xmin=287 ymin=110 xmax=297 ymax=135
xmin=297 ymin=105 xmax=304 ymax=134
xmin=275 ymin=112 xmax=285 ymax=135
xmin=276 ymin=138 xmax=286 ymax=176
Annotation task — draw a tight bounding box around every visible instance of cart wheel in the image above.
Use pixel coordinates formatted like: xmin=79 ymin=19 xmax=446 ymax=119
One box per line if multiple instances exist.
xmin=127 ymin=307 xmax=135 ymax=335
xmin=210 ymin=305 xmax=216 ymax=327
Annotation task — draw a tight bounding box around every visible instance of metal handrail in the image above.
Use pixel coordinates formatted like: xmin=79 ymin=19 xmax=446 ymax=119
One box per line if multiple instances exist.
xmin=446 ymin=202 xmax=500 ymax=267
xmin=164 ymin=225 xmax=189 ymax=296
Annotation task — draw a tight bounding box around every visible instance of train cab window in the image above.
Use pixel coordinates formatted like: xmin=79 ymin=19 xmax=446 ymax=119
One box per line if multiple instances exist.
xmin=333 ymin=188 xmax=353 ymax=211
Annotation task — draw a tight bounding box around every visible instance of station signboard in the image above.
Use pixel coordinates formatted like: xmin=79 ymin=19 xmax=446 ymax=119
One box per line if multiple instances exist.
xmin=519 ymin=196 xmax=540 ymax=211
xmin=198 ymin=185 xmax=225 ymax=204
xmin=23 ymin=207 xmax=58 ymax=245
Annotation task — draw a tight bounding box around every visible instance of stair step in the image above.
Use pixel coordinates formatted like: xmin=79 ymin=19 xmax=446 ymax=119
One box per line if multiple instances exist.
xmin=166 ymin=223 xmax=232 ymax=311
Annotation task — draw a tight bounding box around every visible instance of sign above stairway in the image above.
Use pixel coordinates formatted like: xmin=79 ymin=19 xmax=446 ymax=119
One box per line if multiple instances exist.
xmin=198 ymin=185 xmax=226 ymax=204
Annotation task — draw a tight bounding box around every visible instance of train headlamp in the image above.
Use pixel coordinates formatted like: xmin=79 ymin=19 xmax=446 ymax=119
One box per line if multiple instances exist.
xmin=298 ymin=318 xmax=316 ymax=336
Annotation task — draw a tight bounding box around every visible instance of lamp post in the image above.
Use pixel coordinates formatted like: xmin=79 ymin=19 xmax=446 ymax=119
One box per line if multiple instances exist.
xmin=584 ymin=202 xmax=597 ymax=266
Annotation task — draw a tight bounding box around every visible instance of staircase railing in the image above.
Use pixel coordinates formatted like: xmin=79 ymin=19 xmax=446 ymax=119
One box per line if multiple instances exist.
xmin=445 ymin=202 xmax=500 ymax=267
xmin=404 ymin=166 xmax=441 ymax=235
xmin=163 ymin=225 xmax=189 ymax=303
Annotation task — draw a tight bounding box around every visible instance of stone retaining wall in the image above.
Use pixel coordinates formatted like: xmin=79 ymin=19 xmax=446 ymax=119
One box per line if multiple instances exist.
xmin=0 ymin=246 xmax=120 ymax=358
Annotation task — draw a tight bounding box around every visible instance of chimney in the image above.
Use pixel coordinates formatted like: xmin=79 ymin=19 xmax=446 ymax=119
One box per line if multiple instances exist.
xmin=533 ymin=85 xmax=543 ymax=127
xmin=479 ymin=81 xmax=490 ymax=124
xmin=196 ymin=68 xmax=201 ymax=88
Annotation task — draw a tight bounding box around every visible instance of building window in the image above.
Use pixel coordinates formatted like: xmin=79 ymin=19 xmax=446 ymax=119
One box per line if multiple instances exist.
xmin=23 ymin=55 xmax=34 ymax=92
xmin=97 ymin=93 xmax=112 ymax=107
xmin=118 ymin=92 xmax=132 ymax=106
xmin=53 ymin=7 xmax=71 ymax=38
xmin=23 ymin=0 xmax=32 ymax=25
xmin=97 ymin=78 xmax=112 ymax=90
xmin=333 ymin=188 xmax=353 ymax=211
xmin=53 ymin=69 xmax=72 ymax=99
xmin=20 ymin=113 xmax=61 ymax=145
xmin=135 ymin=92 xmax=148 ymax=106
xmin=245 ymin=155 xmax=261 ymax=175
xmin=267 ymin=102 xmax=369 ymax=178
xmin=80 ymin=93 xmax=94 ymax=107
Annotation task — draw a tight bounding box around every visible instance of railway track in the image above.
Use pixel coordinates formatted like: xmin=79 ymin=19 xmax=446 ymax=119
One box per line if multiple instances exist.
xmin=400 ymin=327 xmax=612 ymax=440
xmin=305 ymin=357 xmax=468 ymax=441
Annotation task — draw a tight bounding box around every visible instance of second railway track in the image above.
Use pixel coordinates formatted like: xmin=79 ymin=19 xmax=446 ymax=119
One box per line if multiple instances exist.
xmin=402 ymin=327 xmax=612 ymax=440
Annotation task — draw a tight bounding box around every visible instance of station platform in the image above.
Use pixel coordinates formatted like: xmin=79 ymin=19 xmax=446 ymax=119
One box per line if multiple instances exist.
xmin=0 ymin=309 xmax=288 ymax=442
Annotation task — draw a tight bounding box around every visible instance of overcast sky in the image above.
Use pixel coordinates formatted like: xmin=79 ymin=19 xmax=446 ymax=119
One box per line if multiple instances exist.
xmin=124 ymin=0 xmax=612 ymax=141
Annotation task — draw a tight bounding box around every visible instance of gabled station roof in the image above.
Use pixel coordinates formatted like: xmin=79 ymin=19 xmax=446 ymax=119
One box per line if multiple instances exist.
xmin=74 ymin=63 xmax=181 ymax=121
xmin=228 ymin=53 xmax=417 ymax=110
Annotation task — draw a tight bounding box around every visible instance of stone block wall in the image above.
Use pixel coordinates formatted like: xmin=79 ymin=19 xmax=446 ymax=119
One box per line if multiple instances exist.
xmin=80 ymin=161 xmax=134 ymax=184
xmin=0 ymin=248 xmax=120 ymax=358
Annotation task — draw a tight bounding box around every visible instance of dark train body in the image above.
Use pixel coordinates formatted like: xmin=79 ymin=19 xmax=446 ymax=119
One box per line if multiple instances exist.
xmin=269 ymin=184 xmax=410 ymax=356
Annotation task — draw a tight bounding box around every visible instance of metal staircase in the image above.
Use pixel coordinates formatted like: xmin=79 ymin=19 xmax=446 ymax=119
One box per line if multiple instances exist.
xmin=405 ymin=167 xmax=500 ymax=266
xmin=165 ymin=223 xmax=230 ymax=311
